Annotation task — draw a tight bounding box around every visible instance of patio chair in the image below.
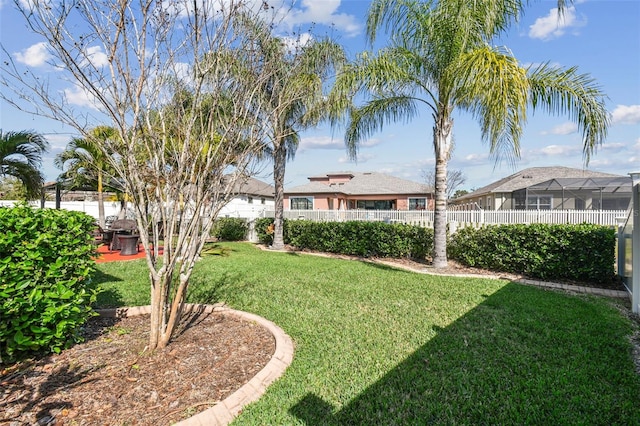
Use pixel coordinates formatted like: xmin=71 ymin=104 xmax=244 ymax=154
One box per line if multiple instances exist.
xmin=109 ymin=219 xmax=138 ymax=251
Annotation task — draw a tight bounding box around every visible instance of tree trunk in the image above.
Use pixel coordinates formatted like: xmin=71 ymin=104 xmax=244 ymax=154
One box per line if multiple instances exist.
xmin=148 ymin=273 xmax=165 ymax=350
xmin=432 ymin=109 xmax=454 ymax=269
xmin=272 ymin=141 xmax=286 ymax=250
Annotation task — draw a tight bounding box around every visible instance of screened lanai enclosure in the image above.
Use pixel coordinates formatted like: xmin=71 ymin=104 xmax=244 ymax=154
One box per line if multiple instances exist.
xmin=515 ymin=176 xmax=632 ymax=210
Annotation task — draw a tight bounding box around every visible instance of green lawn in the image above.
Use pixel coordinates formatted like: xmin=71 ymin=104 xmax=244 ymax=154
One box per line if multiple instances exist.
xmin=94 ymin=242 xmax=640 ymax=425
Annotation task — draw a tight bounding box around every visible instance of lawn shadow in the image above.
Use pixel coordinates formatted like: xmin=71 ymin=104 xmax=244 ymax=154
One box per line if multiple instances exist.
xmin=290 ymin=283 xmax=639 ymax=424
xmin=187 ymin=271 xmax=246 ymax=305
xmin=90 ymin=269 xmax=126 ymax=308
xmin=356 ymin=259 xmax=410 ymax=273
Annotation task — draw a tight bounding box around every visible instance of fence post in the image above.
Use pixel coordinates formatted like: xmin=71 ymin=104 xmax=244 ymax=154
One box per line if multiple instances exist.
xmin=246 ymin=219 xmax=258 ymax=243
xmin=449 ymin=220 xmax=458 ymax=235
xmin=630 ymin=172 xmax=640 ymax=313
xmin=616 ymin=217 xmax=627 ymax=278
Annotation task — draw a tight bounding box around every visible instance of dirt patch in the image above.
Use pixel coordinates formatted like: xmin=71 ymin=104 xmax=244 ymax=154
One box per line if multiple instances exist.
xmin=1 ymin=311 xmax=275 ymax=426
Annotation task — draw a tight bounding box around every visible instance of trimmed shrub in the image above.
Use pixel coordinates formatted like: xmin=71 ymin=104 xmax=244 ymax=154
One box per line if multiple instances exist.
xmin=0 ymin=205 xmax=99 ymax=363
xmin=255 ymin=217 xmax=276 ymax=244
xmin=211 ymin=217 xmax=248 ymax=241
xmin=448 ymin=223 xmax=616 ymax=284
xmin=265 ymin=219 xmax=432 ymax=260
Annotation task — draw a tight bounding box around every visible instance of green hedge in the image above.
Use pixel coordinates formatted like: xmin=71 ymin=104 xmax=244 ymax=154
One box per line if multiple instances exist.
xmin=255 ymin=217 xmax=276 ymax=244
xmin=254 ymin=218 xmax=432 ymax=259
xmin=0 ymin=205 xmax=99 ymax=363
xmin=448 ymin=223 xmax=616 ymax=284
xmin=211 ymin=217 xmax=248 ymax=241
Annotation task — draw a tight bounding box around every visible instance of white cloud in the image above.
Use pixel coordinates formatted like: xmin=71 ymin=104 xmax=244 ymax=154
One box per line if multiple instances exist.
xmin=338 ymin=153 xmax=374 ymax=163
xmin=63 ymin=84 xmax=100 ymax=110
xmin=14 ymin=42 xmax=52 ymax=67
xmin=83 ymin=46 xmax=109 ymax=68
xmin=529 ymin=6 xmax=586 ymax=41
xmin=44 ymin=133 xmax=72 ymax=151
xmin=281 ymin=33 xmax=313 ymax=52
xmin=540 ymin=144 xmax=580 ymax=156
xmin=600 ymin=142 xmax=627 ymax=153
xmin=359 ymin=138 xmax=381 ymax=148
xmin=299 ymin=136 xmax=380 ymax=151
xmin=459 ymin=153 xmax=490 ymax=165
xmin=281 ymin=0 xmax=361 ymax=37
xmin=541 ymin=122 xmax=578 ymax=135
xmin=611 ymin=105 xmax=640 ymax=125
xmin=174 ymin=62 xmax=192 ymax=84
xmin=299 ymin=135 xmax=343 ymax=150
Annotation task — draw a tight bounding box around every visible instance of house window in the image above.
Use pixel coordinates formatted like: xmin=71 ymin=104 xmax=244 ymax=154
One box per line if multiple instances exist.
xmin=356 ymin=200 xmax=394 ymax=210
xmin=261 ymin=198 xmax=265 ymax=204
xmin=290 ymin=196 xmax=313 ymax=210
xmin=527 ymin=196 xmax=552 ymax=210
xmin=409 ymin=198 xmax=426 ymax=210
xmin=248 ymin=196 xmax=253 ymax=204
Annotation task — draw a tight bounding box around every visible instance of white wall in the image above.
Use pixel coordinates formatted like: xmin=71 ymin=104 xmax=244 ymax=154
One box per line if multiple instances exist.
xmin=218 ymin=195 xmax=275 ymax=219
xmin=0 ymin=200 xmax=122 ymax=220
xmin=1 ymin=195 xmax=275 ymax=221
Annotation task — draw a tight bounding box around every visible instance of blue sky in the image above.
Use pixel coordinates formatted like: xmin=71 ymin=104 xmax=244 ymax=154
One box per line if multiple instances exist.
xmin=1 ymin=0 xmax=639 ymax=191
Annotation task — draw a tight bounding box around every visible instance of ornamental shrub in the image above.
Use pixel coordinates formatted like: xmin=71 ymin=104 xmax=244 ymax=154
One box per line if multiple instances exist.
xmin=286 ymin=220 xmax=432 ymax=259
xmin=0 ymin=205 xmax=99 ymax=363
xmin=255 ymin=217 xmax=276 ymax=244
xmin=211 ymin=217 xmax=248 ymax=241
xmin=254 ymin=218 xmax=432 ymax=259
xmin=448 ymin=223 xmax=615 ymax=284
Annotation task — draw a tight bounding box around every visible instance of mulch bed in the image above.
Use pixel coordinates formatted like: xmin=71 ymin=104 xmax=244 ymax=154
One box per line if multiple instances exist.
xmin=1 ymin=311 xmax=275 ymax=426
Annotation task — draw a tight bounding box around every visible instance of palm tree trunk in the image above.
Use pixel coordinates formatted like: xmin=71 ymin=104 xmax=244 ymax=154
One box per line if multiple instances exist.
xmin=432 ymin=110 xmax=454 ymax=268
xmin=272 ymin=142 xmax=286 ymax=250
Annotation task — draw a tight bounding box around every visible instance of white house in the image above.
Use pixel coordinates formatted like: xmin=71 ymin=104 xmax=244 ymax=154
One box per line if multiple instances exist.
xmin=218 ymin=176 xmax=275 ymax=219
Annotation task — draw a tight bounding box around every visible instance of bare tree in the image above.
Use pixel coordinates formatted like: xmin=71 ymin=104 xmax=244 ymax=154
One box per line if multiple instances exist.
xmin=1 ymin=0 xmax=279 ymax=349
xmin=422 ymin=168 xmax=466 ymax=200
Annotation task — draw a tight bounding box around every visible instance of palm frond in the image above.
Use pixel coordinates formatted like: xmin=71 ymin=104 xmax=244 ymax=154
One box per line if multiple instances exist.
xmin=453 ymin=45 xmax=529 ymax=163
xmin=346 ymin=96 xmax=419 ymax=159
xmin=527 ymin=63 xmax=609 ymax=163
xmin=0 ymin=129 xmax=48 ymax=198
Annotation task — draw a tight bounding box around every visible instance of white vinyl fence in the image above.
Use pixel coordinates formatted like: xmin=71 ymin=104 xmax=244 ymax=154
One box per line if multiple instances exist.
xmin=0 ymin=200 xmax=122 ymax=220
xmin=265 ymin=209 xmax=627 ymax=227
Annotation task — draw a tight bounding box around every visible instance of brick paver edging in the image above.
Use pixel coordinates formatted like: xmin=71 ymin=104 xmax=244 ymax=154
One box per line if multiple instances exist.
xmin=96 ymin=304 xmax=294 ymax=426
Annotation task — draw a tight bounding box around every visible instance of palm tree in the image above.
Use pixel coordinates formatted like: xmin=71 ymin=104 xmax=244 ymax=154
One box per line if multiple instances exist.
xmin=55 ymin=126 xmax=120 ymax=228
xmin=236 ymin=17 xmax=346 ymax=249
xmin=333 ymin=0 xmax=609 ymax=268
xmin=0 ymin=130 xmax=49 ymax=200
